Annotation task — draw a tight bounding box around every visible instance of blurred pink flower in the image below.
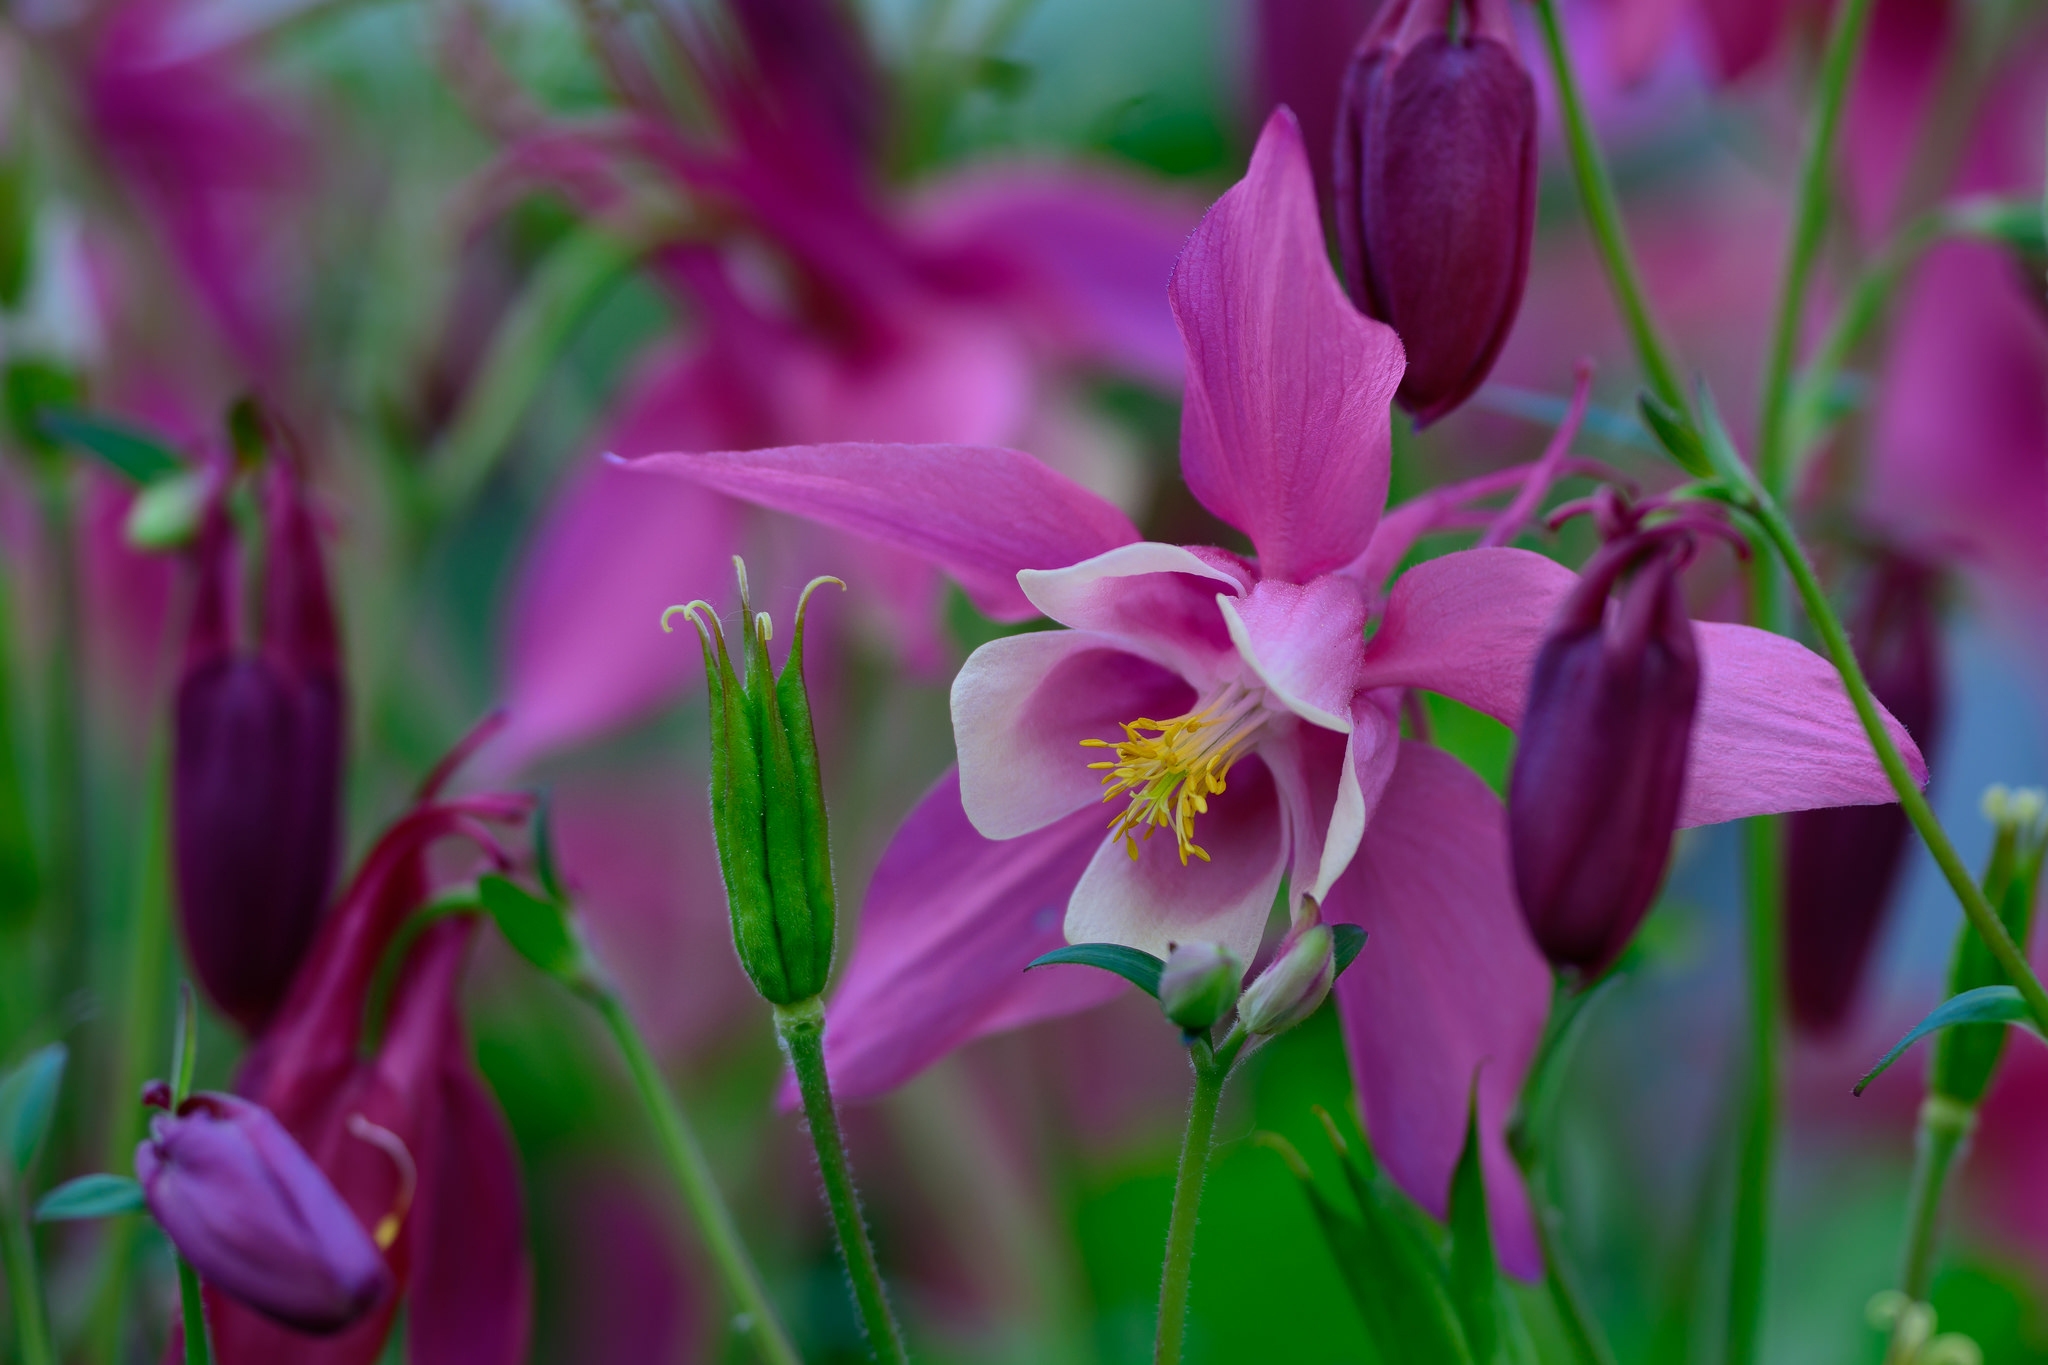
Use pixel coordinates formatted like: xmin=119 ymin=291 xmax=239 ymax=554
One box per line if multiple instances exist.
xmin=625 ymin=110 xmax=1922 ymax=1275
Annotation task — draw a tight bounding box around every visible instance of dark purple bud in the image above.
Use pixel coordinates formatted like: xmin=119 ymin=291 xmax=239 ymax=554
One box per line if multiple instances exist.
xmin=1334 ymin=0 xmax=1537 ymax=425
xmin=1510 ymin=532 xmax=1701 ymax=975
xmin=1783 ymin=556 xmax=1944 ymax=1034
xmin=135 ymin=1091 xmax=390 ymax=1334
xmin=172 ymin=470 xmax=344 ymax=1032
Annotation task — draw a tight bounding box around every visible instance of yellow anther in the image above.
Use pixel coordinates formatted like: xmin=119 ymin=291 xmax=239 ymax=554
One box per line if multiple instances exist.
xmin=1081 ymin=683 xmax=1265 ymax=865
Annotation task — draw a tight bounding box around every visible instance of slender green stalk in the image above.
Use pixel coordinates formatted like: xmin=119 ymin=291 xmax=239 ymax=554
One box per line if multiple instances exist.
xmin=1 ymin=1190 xmax=54 ymax=1365
xmin=1896 ymin=1097 xmax=1973 ymax=1303
xmin=1155 ymin=1032 xmax=1241 ymax=1365
xmin=774 ymin=997 xmax=908 ymax=1365
xmin=1530 ymin=1201 xmax=1616 ymax=1365
xmin=1755 ymin=0 xmax=1881 ymax=498
xmin=37 ymin=475 xmax=86 ymax=997
xmin=591 ymin=990 xmax=801 ymax=1365
xmin=176 ymin=1256 xmax=211 ymax=1365
xmin=1728 ymin=814 xmax=1784 ymax=1365
xmin=1528 ymin=0 xmax=1688 ymax=413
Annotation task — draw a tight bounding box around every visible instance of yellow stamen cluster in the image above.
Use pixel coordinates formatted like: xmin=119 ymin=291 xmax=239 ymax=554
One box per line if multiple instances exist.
xmin=1081 ymin=686 xmax=1263 ymax=865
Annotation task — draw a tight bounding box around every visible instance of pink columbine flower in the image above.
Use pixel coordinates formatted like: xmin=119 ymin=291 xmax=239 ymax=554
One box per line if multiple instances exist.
xmin=624 ymin=110 xmax=1924 ymax=1273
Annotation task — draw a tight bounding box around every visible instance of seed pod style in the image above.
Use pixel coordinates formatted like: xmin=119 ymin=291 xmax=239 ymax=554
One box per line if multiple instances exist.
xmin=1783 ymin=557 xmax=1944 ymax=1034
xmin=136 ymin=1091 xmax=390 ymax=1334
xmin=1509 ymin=533 xmax=1700 ymax=976
xmin=1240 ymin=924 xmax=1336 ymax=1036
xmin=1158 ymin=941 xmax=1244 ymax=1032
xmin=674 ymin=561 xmax=842 ymax=1006
xmin=172 ymin=470 xmax=344 ymax=1033
xmin=1333 ymin=0 xmax=1537 ymax=425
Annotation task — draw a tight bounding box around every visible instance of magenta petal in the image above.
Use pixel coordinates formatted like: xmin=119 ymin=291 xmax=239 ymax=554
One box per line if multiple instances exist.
xmin=1354 ymin=547 xmax=1579 ymax=723
xmin=1327 ymin=741 xmax=1547 ymax=1279
xmin=953 ymin=632 xmax=1193 ymax=839
xmin=1018 ymin=542 xmax=1250 ymax=682
xmin=1219 ymin=574 xmax=1369 ymax=730
xmin=1171 ymin=109 xmax=1405 ymax=583
xmin=1065 ymin=755 xmax=1287 ymax=964
xmin=822 ymin=771 xmax=1123 ymax=1101
xmin=406 ymin=1061 xmax=533 ymax=1365
xmin=1678 ymin=622 xmax=1926 ymax=827
xmin=620 ymin=443 xmax=1140 ymax=620
xmin=1272 ymin=693 xmax=1403 ymax=905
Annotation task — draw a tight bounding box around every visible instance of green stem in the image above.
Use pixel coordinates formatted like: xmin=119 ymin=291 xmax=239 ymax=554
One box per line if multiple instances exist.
xmin=176 ymin=1256 xmax=211 ymax=1365
xmin=1529 ymin=0 xmax=1688 ymax=414
xmin=1155 ymin=1032 xmax=1240 ymax=1365
xmin=1530 ymin=1201 xmax=1616 ymax=1365
xmin=1 ymin=1191 xmax=53 ymax=1365
xmin=37 ymin=475 xmax=86 ymax=997
xmin=1896 ymin=1096 xmax=1973 ymax=1305
xmin=1728 ymin=814 xmax=1784 ymax=1365
xmin=591 ymin=990 xmax=801 ymax=1365
xmin=1755 ymin=0 xmax=1881 ymax=498
xmin=774 ymin=997 xmax=908 ymax=1365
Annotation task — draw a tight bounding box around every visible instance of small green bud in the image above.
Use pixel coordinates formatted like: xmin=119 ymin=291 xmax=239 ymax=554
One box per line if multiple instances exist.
xmin=124 ymin=469 xmax=209 ymax=550
xmin=1240 ymin=924 xmax=1335 ymax=1036
xmin=665 ymin=559 xmax=843 ymax=1006
xmin=1157 ymin=941 xmax=1242 ymax=1032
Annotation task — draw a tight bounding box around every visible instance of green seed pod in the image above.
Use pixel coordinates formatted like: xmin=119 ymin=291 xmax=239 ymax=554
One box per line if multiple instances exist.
xmin=1931 ymin=787 xmax=2046 ymax=1106
xmin=1240 ymin=924 xmax=1336 ymax=1037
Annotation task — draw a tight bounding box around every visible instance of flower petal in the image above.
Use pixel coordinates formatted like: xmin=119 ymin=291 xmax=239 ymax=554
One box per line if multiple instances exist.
xmin=1064 ymin=755 xmax=1286 ymax=965
xmin=1271 ymin=692 xmax=1404 ymax=908
xmin=1171 ymin=109 xmax=1405 ymax=583
xmin=954 ymin=631 xmax=1194 ymax=840
xmin=1018 ymin=542 xmax=1250 ymax=683
xmin=1678 ymin=622 xmax=1925 ymax=827
xmin=822 ymin=771 xmax=1123 ymax=1101
xmin=1326 ymin=741 xmax=1548 ymax=1280
xmin=1219 ymin=574 xmax=1369 ymax=731
xmin=620 ymin=443 xmax=1140 ymax=620
xmin=1354 ymin=547 xmax=1579 ymax=723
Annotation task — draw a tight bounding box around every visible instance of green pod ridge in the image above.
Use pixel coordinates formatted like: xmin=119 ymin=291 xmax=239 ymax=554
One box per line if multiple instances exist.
xmin=753 ymin=610 xmax=818 ymax=1002
xmin=1932 ymin=792 xmax=2047 ymax=1106
xmin=780 ymin=577 xmax=843 ymax=996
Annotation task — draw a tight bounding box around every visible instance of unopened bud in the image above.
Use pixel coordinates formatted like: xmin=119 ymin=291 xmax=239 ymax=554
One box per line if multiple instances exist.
xmin=1240 ymin=925 xmax=1336 ymax=1036
xmin=136 ymin=1090 xmax=390 ymax=1334
xmin=667 ymin=561 xmax=843 ymax=1006
xmin=1334 ymin=0 xmax=1537 ymax=425
xmin=1509 ymin=532 xmax=1700 ymax=976
xmin=1158 ymin=941 xmax=1243 ymax=1031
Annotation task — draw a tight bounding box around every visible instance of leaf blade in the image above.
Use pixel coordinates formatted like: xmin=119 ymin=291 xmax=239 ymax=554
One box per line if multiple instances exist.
xmin=0 ymin=1043 xmax=67 ymax=1176
xmin=1856 ymin=985 xmax=2039 ymax=1095
xmin=36 ymin=1174 xmax=145 ymax=1222
xmin=1025 ymin=943 xmax=1164 ymax=997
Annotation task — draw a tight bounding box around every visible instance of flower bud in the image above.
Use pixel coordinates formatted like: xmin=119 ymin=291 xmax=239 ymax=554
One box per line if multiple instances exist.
xmin=172 ymin=470 xmax=344 ymax=1032
xmin=1240 ymin=924 xmax=1336 ymax=1036
xmin=1158 ymin=941 xmax=1244 ymax=1032
xmin=1784 ymin=556 xmax=1943 ymax=1034
xmin=1928 ymin=786 xmax=2046 ymax=1106
xmin=1509 ymin=533 xmax=1700 ymax=976
xmin=136 ymin=1090 xmax=390 ymax=1334
xmin=669 ymin=561 xmax=842 ymax=1006
xmin=1333 ymin=0 xmax=1537 ymax=425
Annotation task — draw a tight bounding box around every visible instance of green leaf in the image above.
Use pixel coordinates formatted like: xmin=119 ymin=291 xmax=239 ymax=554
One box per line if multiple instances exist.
xmin=1332 ymin=924 xmax=1367 ymax=978
xmin=1446 ymin=1091 xmax=1538 ymax=1365
xmin=39 ymin=411 xmax=184 ymax=483
xmin=35 ymin=1174 xmax=144 ymax=1222
xmin=1635 ymin=390 xmax=1711 ymax=478
xmin=1856 ymin=986 xmax=2041 ymax=1095
xmin=0 ymin=1043 xmax=66 ymax=1176
xmin=1026 ymin=943 xmax=1165 ymax=998
xmin=532 ymin=791 xmax=565 ymax=904
xmin=478 ymin=875 xmax=585 ymax=984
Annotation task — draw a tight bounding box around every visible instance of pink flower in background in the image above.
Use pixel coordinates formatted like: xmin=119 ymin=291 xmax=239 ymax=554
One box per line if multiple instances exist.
xmin=624 ymin=110 xmax=1923 ymax=1274
xmin=485 ymin=0 xmax=1196 ymax=774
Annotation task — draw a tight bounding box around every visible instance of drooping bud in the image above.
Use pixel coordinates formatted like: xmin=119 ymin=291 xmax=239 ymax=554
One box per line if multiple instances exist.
xmin=1240 ymin=924 xmax=1337 ymax=1036
xmin=1784 ymin=556 xmax=1944 ymax=1034
xmin=172 ymin=466 xmax=345 ymax=1032
xmin=1928 ymin=786 xmax=2046 ymax=1106
xmin=135 ymin=1090 xmax=390 ymax=1334
xmin=668 ymin=561 xmax=842 ymax=1006
xmin=1333 ymin=0 xmax=1537 ymax=425
xmin=1158 ymin=941 xmax=1244 ymax=1032
xmin=1509 ymin=530 xmax=1701 ymax=976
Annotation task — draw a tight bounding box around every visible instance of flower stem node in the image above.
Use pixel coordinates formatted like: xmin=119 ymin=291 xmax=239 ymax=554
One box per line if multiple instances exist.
xmin=667 ymin=559 xmax=844 ymax=1006
xmin=1157 ymin=941 xmax=1245 ymax=1033
xmin=1240 ymin=924 xmax=1337 ymax=1036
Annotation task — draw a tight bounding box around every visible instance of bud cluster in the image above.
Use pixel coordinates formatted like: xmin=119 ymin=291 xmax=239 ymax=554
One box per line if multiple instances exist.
xmin=1155 ymin=910 xmax=1340 ymax=1041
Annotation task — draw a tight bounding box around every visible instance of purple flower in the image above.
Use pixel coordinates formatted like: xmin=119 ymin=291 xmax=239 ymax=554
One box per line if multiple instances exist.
xmin=1334 ymin=0 xmax=1536 ymax=424
xmin=137 ymin=1090 xmax=389 ymax=1335
xmin=173 ymin=470 xmax=343 ymax=1033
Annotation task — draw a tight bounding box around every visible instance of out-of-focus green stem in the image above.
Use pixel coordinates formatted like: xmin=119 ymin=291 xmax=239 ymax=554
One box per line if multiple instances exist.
xmin=1154 ymin=1028 xmax=1243 ymax=1365
xmin=1728 ymin=813 xmax=1784 ymax=1365
xmin=1896 ymin=1096 xmax=1973 ymax=1304
xmin=36 ymin=475 xmax=85 ymax=992
xmin=1528 ymin=0 xmax=1688 ymax=414
xmin=591 ymin=989 xmax=800 ymax=1365
xmin=1 ymin=1188 xmax=54 ymax=1365
xmin=1755 ymin=0 xmax=1880 ymax=499
xmin=775 ymin=997 xmax=908 ymax=1365
xmin=175 ymin=1257 xmax=211 ymax=1365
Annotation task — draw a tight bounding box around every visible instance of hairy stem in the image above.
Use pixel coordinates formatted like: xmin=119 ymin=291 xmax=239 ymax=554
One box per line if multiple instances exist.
xmin=1155 ymin=1040 xmax=1231 ymax=1365
xmin=592 ymin=990 xmax=801 ymax=1365
xmin=1897 ymin=1096 xmax=1973 ymax=1305
xmin=775 ymin=998 xmax=909 ymax=1364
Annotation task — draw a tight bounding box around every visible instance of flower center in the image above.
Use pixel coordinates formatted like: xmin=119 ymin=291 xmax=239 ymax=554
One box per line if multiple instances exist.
xmin=1081 ymin=681 xmax=1266 ymax=865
